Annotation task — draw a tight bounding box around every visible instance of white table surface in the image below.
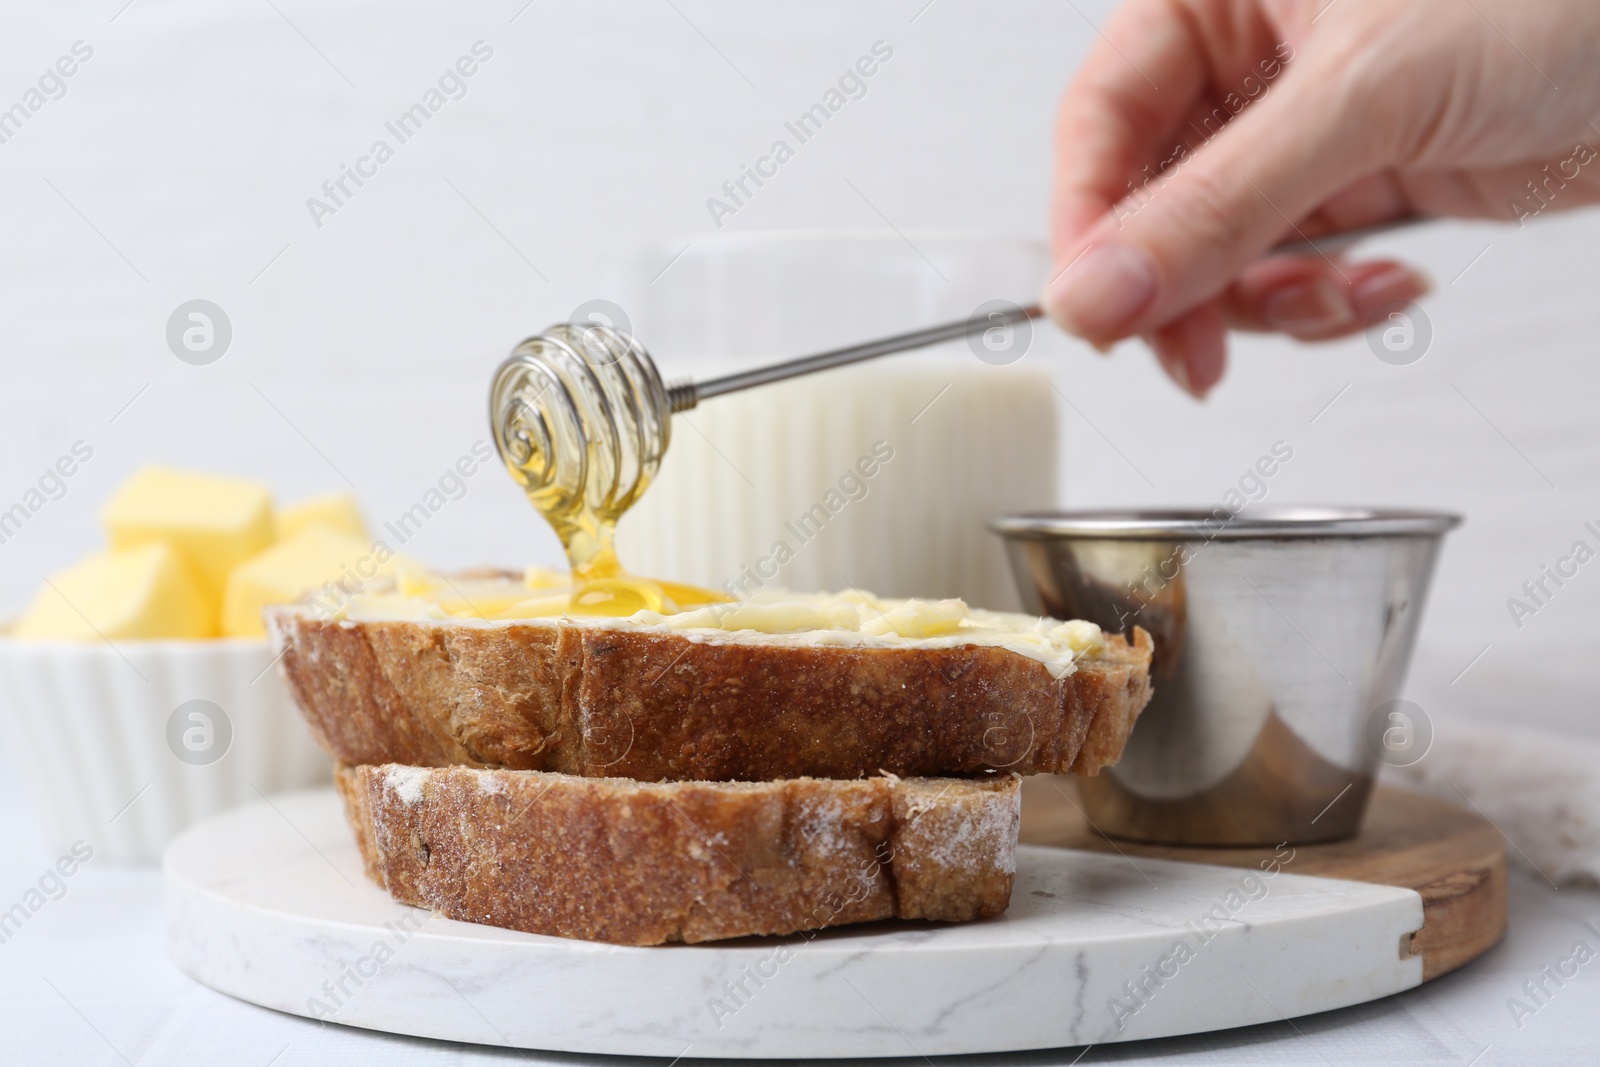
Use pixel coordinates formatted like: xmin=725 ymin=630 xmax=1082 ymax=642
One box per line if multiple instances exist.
xmin=3 ymin=770 xmax=1597 ymax=1067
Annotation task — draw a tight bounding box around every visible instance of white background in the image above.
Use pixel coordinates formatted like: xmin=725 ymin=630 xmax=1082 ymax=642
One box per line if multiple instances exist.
xmin=0 ymin=0 xmax=1596 ymax=742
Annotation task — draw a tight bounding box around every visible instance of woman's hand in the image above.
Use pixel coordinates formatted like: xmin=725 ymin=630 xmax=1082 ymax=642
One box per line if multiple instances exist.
xmin=1043 ymin=0 xmax=1600 ymax=396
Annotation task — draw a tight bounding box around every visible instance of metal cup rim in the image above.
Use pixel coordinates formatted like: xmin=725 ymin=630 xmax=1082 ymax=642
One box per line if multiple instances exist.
xmin=989 ymin=506 xmax=1462 ymax=542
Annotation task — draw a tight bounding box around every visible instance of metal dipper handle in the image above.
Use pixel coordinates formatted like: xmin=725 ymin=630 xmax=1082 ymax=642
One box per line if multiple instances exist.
xmin=666 ymin=303 xmax=1043 ymax=412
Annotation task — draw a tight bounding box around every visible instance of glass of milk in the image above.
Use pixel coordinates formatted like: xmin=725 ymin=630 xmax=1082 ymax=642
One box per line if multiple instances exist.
xmin=609 ymin=232 xmax=1060 ymax=611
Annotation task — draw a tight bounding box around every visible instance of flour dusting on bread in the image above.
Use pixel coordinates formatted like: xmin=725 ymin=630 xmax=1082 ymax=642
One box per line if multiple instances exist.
xmin=385 ymin=765 xmax=429 ymax=805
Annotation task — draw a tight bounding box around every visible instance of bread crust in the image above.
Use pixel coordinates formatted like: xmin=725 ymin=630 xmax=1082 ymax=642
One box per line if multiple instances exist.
xmin=336 ymin=763 xmax=1020 ymax=945
xmin=271 ymin=611 xmax=1153 ymax=781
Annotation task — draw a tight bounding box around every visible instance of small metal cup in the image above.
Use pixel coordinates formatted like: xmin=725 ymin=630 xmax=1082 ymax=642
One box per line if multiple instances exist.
xmin=991 ymin=508 xmax=1460 ymax=846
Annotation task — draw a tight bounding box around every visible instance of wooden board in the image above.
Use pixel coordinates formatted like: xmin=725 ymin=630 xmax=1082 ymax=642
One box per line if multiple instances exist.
xmin=1020 ymin=778 xmax=1507 ymax=981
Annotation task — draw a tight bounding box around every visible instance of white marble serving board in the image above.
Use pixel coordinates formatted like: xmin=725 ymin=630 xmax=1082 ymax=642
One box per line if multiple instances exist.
xmin=164 ymin=789 xmax=1425 ymax=1059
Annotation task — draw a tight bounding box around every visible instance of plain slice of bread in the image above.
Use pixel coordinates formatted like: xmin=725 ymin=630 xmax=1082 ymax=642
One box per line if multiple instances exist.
xmin=336 ymin=763 xmax=1020 ymax=945
xmin=271 ymin=610 xmax=1152 ymax=781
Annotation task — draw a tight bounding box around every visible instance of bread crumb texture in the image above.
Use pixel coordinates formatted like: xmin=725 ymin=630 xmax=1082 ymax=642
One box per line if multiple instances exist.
xmin=337 ymin=763 xmax=1021 ymax=945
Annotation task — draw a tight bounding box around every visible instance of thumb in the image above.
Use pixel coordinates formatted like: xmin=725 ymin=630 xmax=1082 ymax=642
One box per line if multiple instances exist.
xmin=1043 ymin=58 xmax=1381 ymax=345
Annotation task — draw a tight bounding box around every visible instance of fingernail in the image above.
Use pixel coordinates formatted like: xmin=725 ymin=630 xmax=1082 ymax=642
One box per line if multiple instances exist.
xmin=1168 ymin=356 xmax=1196 ymax=397
xmin=1351 ymin=265 xmax=1431 ymax=309
xmin=1046 ymin=243 xmax=1159 ymax=341
xmin=1151 ymin=341 xmax=1202 ymax=399
xmin=1261 ymin=279 xmax=1354 ymax=332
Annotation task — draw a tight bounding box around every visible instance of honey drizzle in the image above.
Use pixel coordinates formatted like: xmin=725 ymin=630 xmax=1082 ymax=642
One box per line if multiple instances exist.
xmin=492 ymin=320 xmax=726 ymax=616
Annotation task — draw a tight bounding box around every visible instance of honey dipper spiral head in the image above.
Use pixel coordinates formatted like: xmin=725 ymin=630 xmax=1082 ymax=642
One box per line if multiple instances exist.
xmin=489 ymin=322 xmax=675 ymax=531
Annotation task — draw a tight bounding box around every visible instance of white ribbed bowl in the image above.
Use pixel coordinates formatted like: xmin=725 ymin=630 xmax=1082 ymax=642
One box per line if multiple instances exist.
xmin=0 ymin=637 xmax=330 ymax=862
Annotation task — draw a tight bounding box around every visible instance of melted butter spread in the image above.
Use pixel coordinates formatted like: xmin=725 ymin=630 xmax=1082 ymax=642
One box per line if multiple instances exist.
xmin=343 ymin=576 xmax=1104 ymax=678
xmin=382 ymin=565 xmax=724 ymax=620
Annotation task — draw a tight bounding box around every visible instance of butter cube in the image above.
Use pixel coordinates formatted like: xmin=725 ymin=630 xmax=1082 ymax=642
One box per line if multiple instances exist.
xmin=13 ymin=543 xmax=212 ymax=641
xmin=221 ymin=526 xmax=388 ymax=637
xmin=276 ymin=492 xmax=367 ymax=541
xmin=103 ymin=467 xmax=273 ymax=611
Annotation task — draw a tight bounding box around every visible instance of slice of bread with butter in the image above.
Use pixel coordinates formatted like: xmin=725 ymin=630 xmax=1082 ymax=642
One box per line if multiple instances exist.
xmin=268 ymin=574 xmax=1153 ymax=783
